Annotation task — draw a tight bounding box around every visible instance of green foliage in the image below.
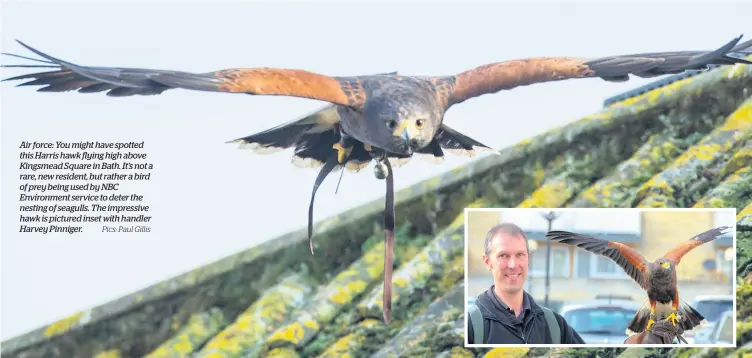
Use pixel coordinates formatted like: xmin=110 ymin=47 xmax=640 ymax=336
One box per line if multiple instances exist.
xmin=668 ymin=348 xmax=701 ymax=358
xmin=559 ymin=347 xmax=633 ymax=358
xmin=738 ymin=233 xmax=752 ymax=280
xmin=738 ymin=279 xmax=752 ymax=321
xmin=528 ymin=348 xmax=552 ymax=357
xmin=737 ymin=278 xmax=752 ymax=347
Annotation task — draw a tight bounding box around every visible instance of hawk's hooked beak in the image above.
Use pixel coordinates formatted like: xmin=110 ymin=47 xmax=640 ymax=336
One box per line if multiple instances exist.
xmin=393 ymin=120 xmax=418 ymax=151
xmin=393 ymin=121 xmax=411 ymax=143
xmin=401 ymin=130 xmax=410 ymax=144
xmin=661 ymin=261 xmax=671 ymax=269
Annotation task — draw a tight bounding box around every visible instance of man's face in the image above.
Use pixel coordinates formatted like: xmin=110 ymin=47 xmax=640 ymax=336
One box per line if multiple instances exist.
xmin=483 ymin=233 xmax=529 ymax=294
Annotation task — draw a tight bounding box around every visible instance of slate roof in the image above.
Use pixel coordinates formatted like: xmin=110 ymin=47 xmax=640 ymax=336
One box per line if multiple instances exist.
xmin=3 ymin=59 xmax=752 ymax=358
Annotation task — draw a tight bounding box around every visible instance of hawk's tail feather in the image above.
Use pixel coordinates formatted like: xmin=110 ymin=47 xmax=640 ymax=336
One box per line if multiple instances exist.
xmin=677 ymin=301 xmax=707 ymax=331
xmin=626 ymin=299 xmax=707 ymax=336
xmin=626 ymin=299 xmax=651 ymax=336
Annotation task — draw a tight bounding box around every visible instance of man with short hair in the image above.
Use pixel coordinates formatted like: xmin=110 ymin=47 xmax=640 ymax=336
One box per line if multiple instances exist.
xmin=467 ymin=222 xmax=584 ymax=344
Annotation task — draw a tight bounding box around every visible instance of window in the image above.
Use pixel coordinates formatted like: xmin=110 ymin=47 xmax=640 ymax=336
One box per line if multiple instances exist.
xmin=529 ymin=243 xmax=570 ymax=277
xmin=574 ymin=248 xmax=629 ymax=279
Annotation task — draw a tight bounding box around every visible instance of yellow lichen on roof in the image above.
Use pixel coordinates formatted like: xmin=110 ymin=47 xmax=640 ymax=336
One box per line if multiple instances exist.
xmin=608 ymin=76 xmax=695 ymax=109
xmin=144 ymin=308 xmax=226 ymax=358
xmin=518 ymin=179 xmax=571 ymax=208
xmin=264 ymin=244 xmax=384 ymax=350
xmin=483 ymin=348 xmax=531 ymax=358
xmin=740 ymin=203 xmax=752 ymax=219
xmin=43 ymin=310 xmax=87 ymax=338
xmin=196 ymin=275 xmax=312 ymax=357
xmin=318 ymin=319 xmax=381 ymax=357
xmin=721 ymin=145 xmax=752 ymax=178
xmin=357 ymin=226 xmax=464 ymax=318
xmin=693 ymin=167 xmax=752 ymax=209
xmin=93 ymin=349 xmax=122 ymax=358
xmin=720 ymin=98 xmax=752 ymax=132
xmin=635 ymin=98 xmax=752 ymax=208
xmin=266 ymin=347 xmax=300 ymax=358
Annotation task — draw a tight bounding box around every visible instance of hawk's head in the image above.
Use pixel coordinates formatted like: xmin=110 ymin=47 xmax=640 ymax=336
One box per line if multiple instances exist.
xmin=656 ymin=257 xmax=673 ymax=271
xmin=364 ymin=81 xmax=442 ymax=155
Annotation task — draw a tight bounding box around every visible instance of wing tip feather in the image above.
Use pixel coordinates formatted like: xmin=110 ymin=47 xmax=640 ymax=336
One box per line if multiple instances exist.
xmin=227 ymin=139 xmax=287 ymax=154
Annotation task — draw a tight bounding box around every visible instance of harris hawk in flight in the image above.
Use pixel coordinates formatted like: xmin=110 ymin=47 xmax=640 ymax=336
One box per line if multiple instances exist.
xmin=3 ymin=36 xmax=751 ymax=324
xmin=546 ymin=226 xmax=732 ymax=340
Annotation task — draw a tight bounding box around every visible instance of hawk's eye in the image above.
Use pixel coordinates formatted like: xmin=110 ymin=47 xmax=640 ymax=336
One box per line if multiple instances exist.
xmin=386 ymin=120 xmax=397 ymax=130
xmin=415 ymin=119 xmax=424 ymax=128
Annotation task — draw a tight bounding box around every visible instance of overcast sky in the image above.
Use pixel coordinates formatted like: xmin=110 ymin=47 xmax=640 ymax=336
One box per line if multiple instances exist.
xmin=1 ymin=0 xmax=749 ymax=340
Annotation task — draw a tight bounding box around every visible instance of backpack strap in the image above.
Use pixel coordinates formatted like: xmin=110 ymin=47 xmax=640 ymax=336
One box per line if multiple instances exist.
xmin=540 ymin=306 xmax=560 ymax=344
xmin=468 ymin=303 xmax=484 ymax=344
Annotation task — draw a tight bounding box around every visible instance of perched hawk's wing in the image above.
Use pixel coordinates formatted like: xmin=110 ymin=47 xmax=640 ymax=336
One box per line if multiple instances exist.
xmin=445 ymin=35 xmax=752 ymax=107
xmin=1 ymin=40 xmax=364 ymax=107
xmin=662 ymin=226 xmax=731 ymax=265
xmin=546 ymin=230 xmax=650 ymax=290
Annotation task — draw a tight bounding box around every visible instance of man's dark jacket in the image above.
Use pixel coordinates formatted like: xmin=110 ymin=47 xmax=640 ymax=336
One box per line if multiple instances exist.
xmin=468 ymin=286 xmax=585 ymax=344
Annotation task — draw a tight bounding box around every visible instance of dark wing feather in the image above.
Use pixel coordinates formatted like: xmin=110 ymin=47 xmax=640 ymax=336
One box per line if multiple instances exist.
xmin=2 ymin=40 xmax=364 ymax=106
xmin=228 ymin=105 xmax=371 ymax=173
xmin=662 ymin=226 xmax=731 ymax=265
xmin=413 ymin=124 xmax=498 ymax=164
xmin=446 ymin=35 xmax=752 ymax=106
xmin=546 ymin=230 xmax=650 ymax=290
xmin=434 ymin=124 xmax=498 ymax=156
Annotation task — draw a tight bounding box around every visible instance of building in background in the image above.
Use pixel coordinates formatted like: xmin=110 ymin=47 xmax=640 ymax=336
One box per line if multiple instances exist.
xmin=466 ymin=209 xmax=735 ymax=311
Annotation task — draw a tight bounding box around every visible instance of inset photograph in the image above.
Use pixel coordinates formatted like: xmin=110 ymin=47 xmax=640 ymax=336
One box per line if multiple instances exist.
xmin=464 ymin=208 xmax=737 ymax=347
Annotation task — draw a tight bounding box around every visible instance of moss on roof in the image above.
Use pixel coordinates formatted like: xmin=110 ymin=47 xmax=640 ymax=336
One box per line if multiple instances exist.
xmin=3 ymin=60 xmax=752 ymax=358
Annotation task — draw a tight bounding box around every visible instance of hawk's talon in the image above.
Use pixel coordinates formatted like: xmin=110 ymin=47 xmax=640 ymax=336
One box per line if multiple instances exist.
xmin=665 ymin=312 xmax=680 ymax=326
xmin=646 ymin=318 xmax=656 ymax=331
xmin=332 ymin=143 xmax=352 ymax=164
xmin=364 ymin=144 xmax=373 ymax=152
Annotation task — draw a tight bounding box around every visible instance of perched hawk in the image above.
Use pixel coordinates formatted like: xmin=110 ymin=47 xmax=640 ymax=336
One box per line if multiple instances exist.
xmin=546 ymin=226 xmax=731 ymax=339
xmin=3 ymin=36 xmax=750 ymax=324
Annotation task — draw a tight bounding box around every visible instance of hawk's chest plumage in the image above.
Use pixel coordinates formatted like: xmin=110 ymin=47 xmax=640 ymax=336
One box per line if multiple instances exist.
xmin=647 ymin=265 xmax=677 ymax=304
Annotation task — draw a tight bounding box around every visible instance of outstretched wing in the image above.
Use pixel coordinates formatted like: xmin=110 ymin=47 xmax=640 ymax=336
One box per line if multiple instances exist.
xmin=546 ymin=230 xmax=650 ymax=290
xmin=662 ymin=226 xmax=731 ymax=265
xmin=446 ymin=35 xmax=752 ymax=106
xmin=1 ymin=40 xmax=364 ymax=107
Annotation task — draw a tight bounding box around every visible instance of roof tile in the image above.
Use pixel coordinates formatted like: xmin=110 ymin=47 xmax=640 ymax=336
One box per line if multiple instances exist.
xmin=634 ymin=97 xmax=752 ymax=208
xmin=144 ymin=308 xmax=226 ymax=358
xmin=194 ymin=274 xmax=312 ymax=358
